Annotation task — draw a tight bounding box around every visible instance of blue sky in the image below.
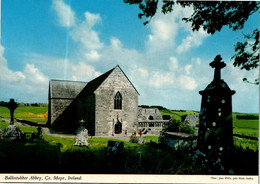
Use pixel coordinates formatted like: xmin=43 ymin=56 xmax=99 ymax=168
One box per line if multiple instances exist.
xmin=1 ymin=0 xmax=259 ymax=113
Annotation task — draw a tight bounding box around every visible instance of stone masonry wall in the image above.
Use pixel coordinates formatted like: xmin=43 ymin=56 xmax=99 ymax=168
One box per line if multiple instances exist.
xmin=49 ymin=99 xmax=73 ymax=124
xmin=138 ymin=107 xmax=163 ymax=121
xmin=76 ymin=95 xmax=96 ymax=135
xmin=95 ymin=67 xmax=138 ymax=136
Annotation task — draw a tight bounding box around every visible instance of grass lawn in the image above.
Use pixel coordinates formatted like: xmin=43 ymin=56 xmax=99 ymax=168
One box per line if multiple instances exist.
xmin=160 ymin=109 xmax=198 ymax=121
xmin=143 ymin=136 xmax=159 ymax=143
xmin=233 ymin=137 xmax=259 ymax=152
xmin=44 ymin=134 xmax=140 ymax=152
xmin=233 ymin=119 xmax=259 ymax=137
xmin=0 ymin=120 xmax=258 ymax=175
xmin=0 ymin=106 xmax=47 ymax=123
xmin=0 ymin=106 xmax=258 ymax=152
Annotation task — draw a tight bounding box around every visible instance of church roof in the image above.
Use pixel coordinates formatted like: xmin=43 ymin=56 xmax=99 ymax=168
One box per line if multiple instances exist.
xmin=49 ymin=65 xmax=139 ymax=100
xmin=77 ymin=65 xmax=139 ymax=97
xmin=49 ymin=80 xmax=87 ymax=99
xmin=76 ymin=67 xmax=115 ymax=97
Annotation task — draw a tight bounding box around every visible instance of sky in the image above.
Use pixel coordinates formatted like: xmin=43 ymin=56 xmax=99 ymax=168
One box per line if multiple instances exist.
xmin=1 ymin=0 xmax=259 ymax=113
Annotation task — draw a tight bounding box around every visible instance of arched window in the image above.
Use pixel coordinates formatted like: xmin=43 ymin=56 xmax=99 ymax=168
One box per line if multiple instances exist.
xmin=114 ymin=92 xmax=122 ymax=109
xmin=148 ymin=115 xmax=154 ymax=120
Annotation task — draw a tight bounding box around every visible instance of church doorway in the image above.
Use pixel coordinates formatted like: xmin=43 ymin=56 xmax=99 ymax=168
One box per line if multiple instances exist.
xmin=115 ymin=120 xmax=122 ymax=134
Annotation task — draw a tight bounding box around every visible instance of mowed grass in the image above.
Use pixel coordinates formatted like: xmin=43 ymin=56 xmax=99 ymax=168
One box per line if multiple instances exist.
xmin=0 ymin=106 xmax=258 ymax=151
xmin=160 ymin=109 xmax=198 ymax=121
xmin=0 ymin=106 xmax=48 ymax=123
xmin=233 ymin=137 xmax=258 ymax=152
xmin=160 ymin=109 xmax=259 ymax=138
xmin=0 ymin=120 xmax=38 ymax=133
xmin=233 ymin=112 xmax=259 ymax=137
xmin=44 ymin=134 xmax=140 ymax=152
xmin=143 ymin=136 xmax=159 ymax=143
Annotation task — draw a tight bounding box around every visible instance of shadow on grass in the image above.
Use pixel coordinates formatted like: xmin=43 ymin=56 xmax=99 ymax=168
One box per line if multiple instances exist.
xmin=0 ymin=139 xmax=258 ymax=174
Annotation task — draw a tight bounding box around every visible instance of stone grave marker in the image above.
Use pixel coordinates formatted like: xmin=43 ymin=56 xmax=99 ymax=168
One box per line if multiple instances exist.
xmin=107 ymin=141 xmax=124 ymax=156
xmin=74 ymin=119 xmax=89 ymax=147
xmin=194 ymin=55 xmax=235 ymax=174
xmin=36 ymin=127 xmax=44 ymax=139
xmin=6 ymin=99 xmax=18 ymax=125
xmin=3 ymin=99 xmax=22 ymax=140
xmin=0 ymin=127 xmax=2 ymax=140
xmin=3 ymin=125 xmax=22 ymax=140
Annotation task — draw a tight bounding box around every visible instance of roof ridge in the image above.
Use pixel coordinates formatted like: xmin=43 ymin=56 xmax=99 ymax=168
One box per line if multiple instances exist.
xmin=50 ymin=79 xmax=87 ymax=83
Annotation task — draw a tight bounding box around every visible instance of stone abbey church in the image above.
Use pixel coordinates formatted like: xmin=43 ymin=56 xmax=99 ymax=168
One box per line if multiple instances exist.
xmin=48 ymin=65 xmax=168 ymax=136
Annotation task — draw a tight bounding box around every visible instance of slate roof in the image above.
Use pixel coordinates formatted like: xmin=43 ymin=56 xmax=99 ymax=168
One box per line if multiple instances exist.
xmin=77 ymin=67 xmax=115 ymax=97
xmin=77 ymin=65 xmax=139 ymax=98
xmin=49 ymin=65 xmax=139 ymax=100
xmin=49 ymin=80 xmax=87 ymax=99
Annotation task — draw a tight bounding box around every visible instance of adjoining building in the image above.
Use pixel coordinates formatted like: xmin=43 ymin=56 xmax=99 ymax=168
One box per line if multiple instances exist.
xmin=48 ymin=65 xmax=169 ymax=136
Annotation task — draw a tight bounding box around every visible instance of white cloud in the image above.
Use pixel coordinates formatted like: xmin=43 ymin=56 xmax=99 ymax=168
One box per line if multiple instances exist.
xmin=0 ymin=45 xmax=26 ymax=84
xmin=72 ymin=62 xmax=101 ymax=81
xmin=168 ymin=57 xmax=179 ymax=71
xmin=52 ymin=0 xmax=75 ymax=27
xmin=0 ymin=45 xmax=50 ymax=101
xmin=71 ymin=12 xmax=103 ymax=50
xmin=137 ymin=68 xmax=149 ymax=79
xmin=23 ymin=64 xmax=48 ymax=85
xmin=84 ymin=12 xmax=101 ymax=27
xmin=70 ymin=11 xmax=103 ymax=62
xmin=149 ymin=72 xmax=174 ymax=88
xmin=146 ymin=10 xmax=178 ymax=51
xmin=192 ymin=57 xmax=202 ymax=65
xmin=178 ymin=75 xmax=197 ymax=90
xmin=110 ymin=37 xmax=123 ymax=50
xmin=177 ymin=28 xmax=209 ymax=54
xmin=184 ymin=64 xmax=192 ymax=75
xmin=2 ymin=2 xmax=257 ymax=112
xmin=85 ymin=50 xmax=101 ymax=61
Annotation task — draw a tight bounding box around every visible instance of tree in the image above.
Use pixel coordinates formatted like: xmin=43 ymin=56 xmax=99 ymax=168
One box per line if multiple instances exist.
xmin=124 ymin=0 xmax=260 ymax=84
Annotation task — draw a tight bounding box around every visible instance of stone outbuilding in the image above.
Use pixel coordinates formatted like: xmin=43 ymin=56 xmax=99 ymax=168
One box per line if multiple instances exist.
xmin=137 ymin=107 xmax=169 ymax=135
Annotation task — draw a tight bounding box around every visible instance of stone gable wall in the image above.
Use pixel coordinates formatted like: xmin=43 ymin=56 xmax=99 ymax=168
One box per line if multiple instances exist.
xmin=94 ymin=67 xmax=138 ymax=136
xmin=138 ymin=107 xmax=163 ymax=121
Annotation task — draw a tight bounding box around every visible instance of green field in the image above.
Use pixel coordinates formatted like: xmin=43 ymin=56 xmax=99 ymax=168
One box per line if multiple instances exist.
xmin=160 ymin=109 xmax=259 ymax=137
xmin=0 ymin=118 xmax=258 ymax=174
xmin=232 ymin=113 xmax=259 ymax=137
xmin=160 ymin=109 xmax=198 ymax=121
xmin=0 ymin=106 xmax=258 ymax=151
xmin=0 ymin=106 xmax=48 ymax=123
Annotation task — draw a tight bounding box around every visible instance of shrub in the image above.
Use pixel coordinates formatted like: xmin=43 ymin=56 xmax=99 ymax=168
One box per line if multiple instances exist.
xmin=180 ymin=125 xmax=194 ymax=135
xmin=163 ymin=119 xmax=194 ymax=134
xmin=129 ymin=135 xmax=139 ymax=143
xmin=165 ymin=119 xmax=181 ymax=132
xmin=236 ymin=114 xmax=259 ymax=120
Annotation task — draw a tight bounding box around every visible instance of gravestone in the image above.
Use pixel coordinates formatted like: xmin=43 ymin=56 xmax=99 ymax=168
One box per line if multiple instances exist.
xmin=36 ymin=127 xmax=44 ymax=139
xmin=194 ymin=55 xmax=235 ymax=174
xmin=107 ymin=141 xmax=124 ymax=156
xmin=3 ymin=125 xmax=22 ymax=140
xmin=6 ymin=99 xmax=18 ymax=125
xmin=74 ymin=119 xmax=89 ymax=147
xmin=0 ymin=127 xmax=2 ymax=140
xmin=3 ymin=99 xmax=22 ymax=140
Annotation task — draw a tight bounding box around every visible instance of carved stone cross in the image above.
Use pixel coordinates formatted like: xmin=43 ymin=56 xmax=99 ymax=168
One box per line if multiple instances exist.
xmin=209 ymin=55 xmax=226 ymax=82
xmin=7 ymin=99 xmax=18 ymax=125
